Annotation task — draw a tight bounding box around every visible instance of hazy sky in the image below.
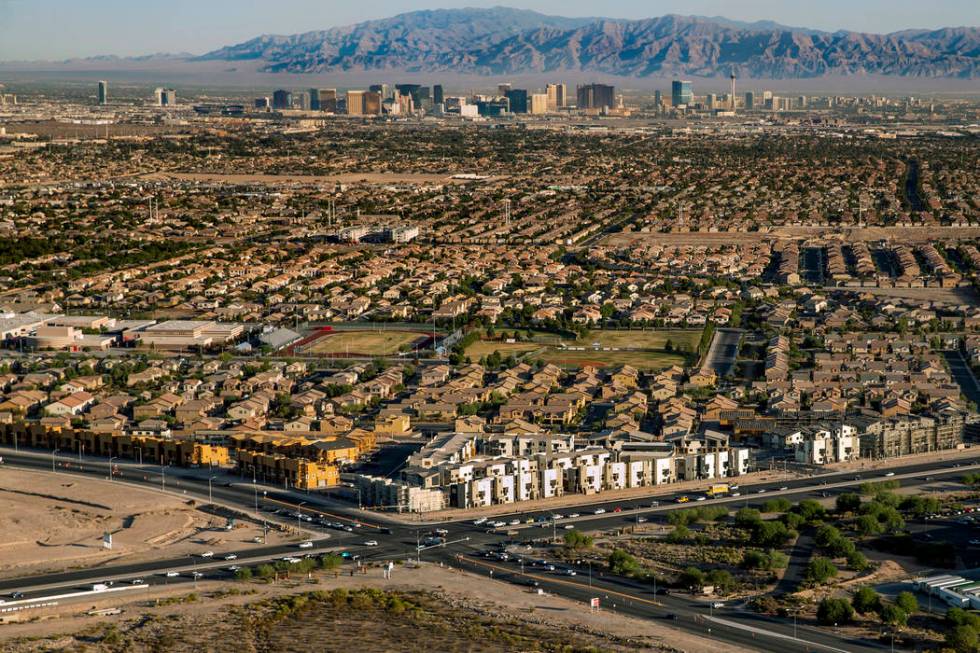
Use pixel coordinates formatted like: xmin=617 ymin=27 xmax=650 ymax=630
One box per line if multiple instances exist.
xmin=1 ymin=0 xmax=978 ymax=60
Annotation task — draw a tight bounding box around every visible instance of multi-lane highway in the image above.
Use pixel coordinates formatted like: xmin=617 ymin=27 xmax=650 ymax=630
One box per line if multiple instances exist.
xmin=2 ymin=445 xmax=978 ymax=652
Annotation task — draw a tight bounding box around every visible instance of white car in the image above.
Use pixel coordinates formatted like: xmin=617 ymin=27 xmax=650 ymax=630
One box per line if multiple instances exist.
xmin=298 ymin=541 xmax=314 ymax=549
xmin=593 ymin=508 xmax=606 ymax=515
xmin=884 ymin=472 xmax=895 ymax=477
xmin=364 ymin=540 xmax=379 ymax=547
xmin=224 ymin=553 xmax=238 ymax=560
xmin=165 ymin=571 xmax=179 ymax=578
xmin=200 ymin=551 xmax=214 ymax=558
xmin=567 ymin=513 xmax=580 ymax=519
xmin=509 ymin=519 xmax=521 ymax=526
xmin=779 ymin=486 xmax=788 ymax=491
xmin=130 ymin=578 xmax=145 ymax=585
xmin=473 ymin=517 xmax=488 ymax=526
xmin=731 ymin=492 xmax=741 ymax=497
xmin=564 ymin=524 xmax=575 ymax=530
xmin=695 ymin=496 xmax=707 ymax=502
xmin=227 ymin=566 xmax=241 ymax=572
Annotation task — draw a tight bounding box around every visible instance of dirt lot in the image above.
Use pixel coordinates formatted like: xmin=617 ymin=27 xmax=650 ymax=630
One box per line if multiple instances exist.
xmin=0 ymin=468 xmax=293 ymax=579
xmin=0 ymin=564 xmax=754 ymax=653
xmin=303 ymin=330 xmax=427 ymax=357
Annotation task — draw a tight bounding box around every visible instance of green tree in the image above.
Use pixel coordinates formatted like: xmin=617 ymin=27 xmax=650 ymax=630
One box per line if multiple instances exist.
xmin=847 ymin=550 xmax=870 ymax=572
xmin=751 ymin=519 xmax=794 ymax=547
xmin=946 ymin=626 xmax=979 ymax=653
xmin=563 ymin=530 xmax=594 ymax=550
xmin=762 ymin=498 xmax=792 ymax=513
xmin=706 ymin=569 xmax=736 ymax=594
xmin=879 ymin=604 xmax=908 ymax=627
xmin=320 ymin=554 xmax=343 ymax=571
xmin=804 ymin=557 xmax=838 ymax=586
xmin=894 ymin=591 xmax=918 ymax=615
xmin=836 ymin=492 xmax=861 ymax=513
xmin=680 ymin=566 xmax=705 ymax=591
xmin=234 ymin=566 xmax=253 ymax=581
xmin=851 ymin=587 xmax=881 ymax=614
xmin=734 ymin=507 xmax=762 ymax=528
xmin=817 ymin=597 xmax=854 ymax=625
xmin=794 ymin=499 xmax=827 ymax=522
xmin=608 ymin=549 xmax=642 ymax=577
xmin=856 ymin=514 xmax=884 ymax=536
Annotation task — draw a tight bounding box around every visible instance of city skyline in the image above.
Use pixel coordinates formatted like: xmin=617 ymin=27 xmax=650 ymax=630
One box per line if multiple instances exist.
xmin=1 ymin=0 xmax=978 ymax=61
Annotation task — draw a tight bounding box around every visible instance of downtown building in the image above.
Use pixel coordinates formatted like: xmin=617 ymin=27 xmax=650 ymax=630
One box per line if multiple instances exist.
xmin=576 ymin=83 xmax=615 ymax=111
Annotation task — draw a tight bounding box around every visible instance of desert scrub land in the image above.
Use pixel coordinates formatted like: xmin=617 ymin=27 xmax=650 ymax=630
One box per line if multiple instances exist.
xmin=6 ymin=588 xmax=650 ymax=653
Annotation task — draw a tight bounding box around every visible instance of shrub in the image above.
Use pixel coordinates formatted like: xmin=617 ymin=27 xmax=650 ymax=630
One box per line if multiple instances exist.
xmin=608 ymin=549 xmax=643 ymax=577
xmin=734 ymin=507 xmax=762 ymax=528
xmin=836 ymin=493 xmax=862 ymax=513
xmin=563 ymin=530 xmax=594 ymax=550
xmin=856 ymin=514 xmax=884 ymax=536
xmin=706 ymin=569 xmax=736 ymax=594
xmin=762 ymin=498 xmax=792 ymax=513
xmin=751 ymin=520 xmax=794 ymax=548
xmin=879 ymin=604 xmax=908 ymax=627
xmin=946 ymin=626 xmax=979 ymax=653
xmin=680 ymin=566 xmax=705 ymax=591
xmin=255 ymin=564 xmax=276 ymax=579
xmin=793 ymin=499 xmax=827 ymax=522
xmin=847 ymin=550 xmax=870 ymax=572
xmin=320 ymin=554 xmax=343 ymax=571
xmin=895 ymin=591 xmax=918 ymax=615
xmin=804 ymin=557 xmax=838 ymax=585
xmin=851 ymin=587 xmax=881 ymax=614
xmin=666 ymin=524 xmax=691 ymax=544
xmin=234 ymin=567 xmax=253 ymax=581
xmin=817 ymin=597 xmax=854 ymax=625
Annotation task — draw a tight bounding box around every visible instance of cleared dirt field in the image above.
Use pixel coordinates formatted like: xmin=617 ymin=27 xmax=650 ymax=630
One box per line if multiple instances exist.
xmin=0 ymin=564 xmax=752 ymax=653
xmin=304 ymin=330 xmax=427 ymax=356
xmin=539 ymin=349 xmax=688 ymax=371
xmin=0 ymin=467 xmax=291 ymax=579
xmin=466 ymin=329 xmax=699 ymax=371
xmin=587 ymin=329 xmax=702 ymax=351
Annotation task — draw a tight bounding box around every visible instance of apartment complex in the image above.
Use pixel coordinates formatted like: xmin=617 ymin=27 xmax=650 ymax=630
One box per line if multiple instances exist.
xmin=356 ymin=430 xmax=750 ymax=512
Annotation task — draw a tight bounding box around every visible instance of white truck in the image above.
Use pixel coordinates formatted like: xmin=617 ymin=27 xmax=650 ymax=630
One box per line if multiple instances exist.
xmin=91 ymin=583 xmax=110 ymax=592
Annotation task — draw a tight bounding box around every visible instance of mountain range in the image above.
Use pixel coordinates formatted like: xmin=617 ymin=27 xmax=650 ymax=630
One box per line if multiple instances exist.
xmin=196 ymin=7 xmax=980 ymax=79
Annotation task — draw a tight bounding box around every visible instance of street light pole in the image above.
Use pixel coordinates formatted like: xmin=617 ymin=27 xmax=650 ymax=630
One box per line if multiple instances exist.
xmin=297 ymin=501 xmax=306 ymax=531
xmin=52 ymin=448 xmax=59 ymax=473
xmin=108 ymin=457 xmax=117 ymax=481
xmin=208 ymin=475 xmax=216 ymax=506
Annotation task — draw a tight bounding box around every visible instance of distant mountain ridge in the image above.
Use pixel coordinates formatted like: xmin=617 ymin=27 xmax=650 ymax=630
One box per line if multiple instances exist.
xmin=197 ymin=7 xmax=980 ymax=79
